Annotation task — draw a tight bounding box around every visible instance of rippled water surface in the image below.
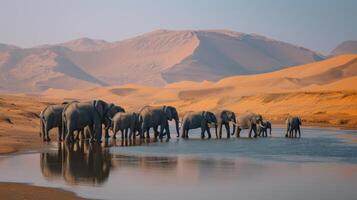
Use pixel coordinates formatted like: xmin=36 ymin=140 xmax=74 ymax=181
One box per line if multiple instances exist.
xmin=0 ymin=127 xmax=356 ymax=200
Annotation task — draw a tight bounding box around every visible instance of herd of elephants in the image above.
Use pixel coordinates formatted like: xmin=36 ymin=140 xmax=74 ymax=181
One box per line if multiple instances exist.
xmin=39 ymin=100 xmax=302 ymax=143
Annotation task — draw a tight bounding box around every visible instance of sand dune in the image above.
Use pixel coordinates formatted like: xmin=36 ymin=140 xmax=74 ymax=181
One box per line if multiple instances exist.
xmin=0 ymin=29 xmax=325 ymax=92
xmin=0 ymin=46 xmax=105 ymax=93
xmin=42 ymin=54 xmax=357 ymax=127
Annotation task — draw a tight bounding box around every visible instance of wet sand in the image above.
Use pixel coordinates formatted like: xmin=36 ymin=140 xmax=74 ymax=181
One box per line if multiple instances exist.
xmin=0 ymin=183 xmax=84 ymax=200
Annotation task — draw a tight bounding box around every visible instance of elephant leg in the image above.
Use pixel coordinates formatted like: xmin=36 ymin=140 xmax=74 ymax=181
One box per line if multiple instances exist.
xmin=224 ymin=123 xmax=230 ymax=139
xmin=65 ymin=129 xmax=73 ymax=143
xmin=79 ymin=128 xmax=84 ymax=140
xmin=253 ymin=126 xmax=258 ymax=138
xmin=159 ymin=124 xmax=165 ymax=140
xmin=269 ymin=128 xmax=272 ymax=136
xmin=58 ymin=126 xmax=62 ymax=141
xmin=146 ymin=127 xmax=151 ymax=139
xmin=294 ymin=129 xmax=298 ymax=138
xmin=248 ymin=126 xmax=253 ymax=138
xmin=154 ymin=126 xmax=159 ymax=139
xmin=132 ymin=130 xmax=136 ymax=139
xmin=125 ymin=128 xmax=129 ymax=139
xmin=46 ymin=128 xmax=51 ymax=142
xmin=89 ymin=126 xmax=95 ymax=143
xmin=217 ymin=123 xmax=222 ymax=139
xmin=105 ymin=128 xmax=110 ymax=138
xmin=298 ymin=127 xmax=301 ymax=138
xmin=236 ymin=127 xmax=241 ymax=138
xmin=206 ymin=125 xmax=212 ymax=139
xmin=185 ymin=129 xmax=189 ymax=138
xmin=113 ymin=129 xmax=117 ymax=139
xmin=120 ymin=129 xmax=124 ymax=140
xmin=75 ymin=130 xmax=80 ymax=141
xmin=201 ymin=127 xmax=205 ymax=139
xmin=164 ymin=121 xmax=171 ymax=140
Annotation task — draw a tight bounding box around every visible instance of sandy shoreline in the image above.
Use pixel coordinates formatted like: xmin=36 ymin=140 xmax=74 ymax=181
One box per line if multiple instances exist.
xmin=0 ymin=182 xmax=84 ymax=200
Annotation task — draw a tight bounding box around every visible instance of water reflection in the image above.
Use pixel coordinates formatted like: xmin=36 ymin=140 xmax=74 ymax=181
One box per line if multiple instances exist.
xmin=40 ymin=140 xmax=271 ymax=186
xmin=41 ymin=141 xmax=112 ymax=185
xmin=40 ymin=139 xmax=166 ymax=185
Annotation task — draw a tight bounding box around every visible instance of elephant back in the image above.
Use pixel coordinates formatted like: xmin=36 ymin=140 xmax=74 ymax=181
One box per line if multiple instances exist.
xmin=237 ymin=112 xmax=258 ymax=129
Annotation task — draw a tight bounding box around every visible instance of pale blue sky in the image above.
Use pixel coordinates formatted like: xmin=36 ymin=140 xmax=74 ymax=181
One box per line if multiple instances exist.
xmin=0 ymin=0 xmax=356 ymax=54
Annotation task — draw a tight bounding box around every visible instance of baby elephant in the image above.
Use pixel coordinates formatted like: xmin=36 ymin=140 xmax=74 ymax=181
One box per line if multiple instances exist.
xmin=111 ymin=112 xmax=141 ymax=140
xmin=258 ymin=120 xmax=272 ymax=137
xmin=181 ymin=111 xmax=217 ymax=139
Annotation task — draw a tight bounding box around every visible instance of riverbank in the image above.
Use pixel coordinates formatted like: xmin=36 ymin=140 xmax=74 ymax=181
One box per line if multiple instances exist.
xmin=0 ymin=183 xmax=84 ymax=200
xmin=1 ymin=93 xmax=357 ymax=155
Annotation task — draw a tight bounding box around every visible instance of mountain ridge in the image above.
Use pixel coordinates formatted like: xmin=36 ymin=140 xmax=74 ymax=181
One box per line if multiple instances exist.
xmin=0 ymin=29 xmax=328 ymax=92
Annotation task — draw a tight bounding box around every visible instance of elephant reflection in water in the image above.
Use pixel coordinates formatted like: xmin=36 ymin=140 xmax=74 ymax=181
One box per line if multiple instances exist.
xmin=40 ymin=141 xmax=112 ymax=185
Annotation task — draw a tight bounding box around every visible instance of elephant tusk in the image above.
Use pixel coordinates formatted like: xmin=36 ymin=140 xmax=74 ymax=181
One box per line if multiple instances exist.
xmin=229 ymin=121 xmax=238 ymax=126
xmin=208 ymin=123 xmax=216 ymax=128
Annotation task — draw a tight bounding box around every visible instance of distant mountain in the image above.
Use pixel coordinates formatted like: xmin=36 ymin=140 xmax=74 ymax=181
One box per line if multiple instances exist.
xmin=0 ymin=29 xmax=325 ymax=92
xmin=330 ymin=41 xmax=357 ymax=56
xmin=0 ymin=46 xmax=105 ymax=93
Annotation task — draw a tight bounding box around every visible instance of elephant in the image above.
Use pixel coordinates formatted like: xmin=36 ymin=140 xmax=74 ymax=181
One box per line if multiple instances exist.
xmin=181 ymin=111 xmax=217 ymax=139
xmin=73 ymin=103 xmax=125 ymax=141
xmin=103 ymin=104 xmax=125 ymax=138
xmin=214 ymin=110 xmax=236 ymax=139
xmin=236 ymin=112 xmax=263 ymax=138
xmin=139 ymin=105 xmax=180 ymax=141
xmin=62 ymin=100 xmax=114 ymax=143
xmin=286 ymin=116 xmax=301 ymax=138
xmin=111 ymin=112 xmax=141 ymax=140
xmin=39 ymin=102 xmax=68 ymax=141
xmin=257 ymin=120 xmax=272 ymax=137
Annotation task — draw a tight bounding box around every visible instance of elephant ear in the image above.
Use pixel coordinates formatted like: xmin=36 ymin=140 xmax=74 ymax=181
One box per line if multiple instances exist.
xmin=231 ymin=112 xmax=236 ymax=121
xmin=221 ymin=111 xmax=228 ymax=121
xmin=210 ymin=112 xmax=217 ymax=123
xmin=201 ymin=111 xmax=206 ymax=118
xmin=163 ymin=106 xmax=173 ymax=120
xmin=117 ymin=106 xmax=125 ymax=113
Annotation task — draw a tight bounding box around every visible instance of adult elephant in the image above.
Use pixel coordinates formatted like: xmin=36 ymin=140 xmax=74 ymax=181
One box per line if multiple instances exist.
xmin=236 ymin=112 xmax=263 ymax=138
xmin=39 ymin=102 xmax=68 ymax=141
xmin=62 ymin=100 xmax=113 ymax=143
xmin=215 ymin=110 xmax=236 ymax=139
xmin=103 ymin=104 xmax=125 ymax=138
xmin=181 ymin=111 xmax=217 ymax=139
xmin=139 ymin=105 xmax=180 ymax=141
xmin=286 ymin=116 xmax=301 ymax=138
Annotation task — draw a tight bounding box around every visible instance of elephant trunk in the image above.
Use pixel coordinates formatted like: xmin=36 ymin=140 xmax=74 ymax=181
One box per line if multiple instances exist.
xmin=232 ymin=115 xmax=236 ymax=136
xmin=175 ymin=118 xmax=180 ymax=137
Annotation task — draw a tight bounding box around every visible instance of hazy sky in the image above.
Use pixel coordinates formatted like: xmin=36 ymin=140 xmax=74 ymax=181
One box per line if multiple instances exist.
xmin=0 ymin=0 xmax=356 ymax=54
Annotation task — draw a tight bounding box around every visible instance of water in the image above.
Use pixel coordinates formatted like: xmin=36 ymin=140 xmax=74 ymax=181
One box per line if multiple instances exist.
xmin=0 ymin=127 xmax=356 ymax=200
